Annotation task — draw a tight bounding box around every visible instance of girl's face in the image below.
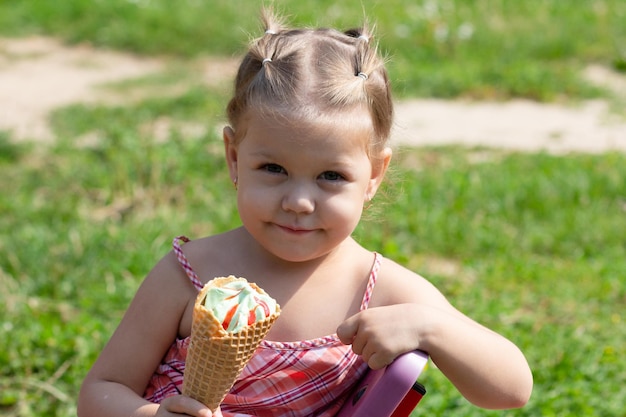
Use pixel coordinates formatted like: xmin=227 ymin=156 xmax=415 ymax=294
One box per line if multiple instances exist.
xmin=224 ymin=109 xmax=391 ymax=263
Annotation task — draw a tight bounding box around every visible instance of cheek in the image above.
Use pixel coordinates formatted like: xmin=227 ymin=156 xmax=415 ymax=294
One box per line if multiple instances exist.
xmin=237 ymin=186 xmax=274 ymax=214
xmin=324 ymin=193 xmax=365 ymax=223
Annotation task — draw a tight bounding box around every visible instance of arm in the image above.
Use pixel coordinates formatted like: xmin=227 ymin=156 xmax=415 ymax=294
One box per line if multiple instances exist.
xmin=77 ymin=251 xmax=217 ymax=417
xmin=337 ymin=260 xmax=532 ymax=410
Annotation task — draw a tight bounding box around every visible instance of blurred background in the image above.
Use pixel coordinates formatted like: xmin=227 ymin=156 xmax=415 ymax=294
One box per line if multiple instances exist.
xmin=1 ymin=1 xmax=625 ymax=416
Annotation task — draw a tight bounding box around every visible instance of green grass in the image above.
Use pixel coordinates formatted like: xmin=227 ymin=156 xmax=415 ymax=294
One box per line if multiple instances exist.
xmin=1 ymin=1 xmax=625 ymax=416
xmin=1 ymin=0 xmax=625 ymax=100
xmin=1 ymin=85 xmax=625 ymax=415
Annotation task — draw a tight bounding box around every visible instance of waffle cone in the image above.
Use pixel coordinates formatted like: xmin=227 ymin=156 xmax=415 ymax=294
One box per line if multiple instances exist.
xmin=182 ymin=276 xmax=280 ymax=411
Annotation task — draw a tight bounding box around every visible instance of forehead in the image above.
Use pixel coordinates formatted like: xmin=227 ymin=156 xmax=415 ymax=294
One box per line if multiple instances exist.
xmin=237 ymin=106 xmax=375 ymax=150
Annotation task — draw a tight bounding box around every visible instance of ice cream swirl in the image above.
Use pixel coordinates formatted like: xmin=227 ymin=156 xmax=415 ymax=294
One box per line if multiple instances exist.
xmin=203 ymin=278 xmax=278 ymax=333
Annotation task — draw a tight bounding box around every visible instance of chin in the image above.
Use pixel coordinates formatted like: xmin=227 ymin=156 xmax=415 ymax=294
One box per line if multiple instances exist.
xmin=271 ymin=250 xmax=322 ymax=263
xmin=266 ymin=244 xmax=330 ymax=263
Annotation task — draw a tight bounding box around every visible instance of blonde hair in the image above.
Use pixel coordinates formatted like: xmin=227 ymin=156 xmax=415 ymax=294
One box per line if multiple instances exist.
xmin=226 ymin=8 xmax=393 ymax=155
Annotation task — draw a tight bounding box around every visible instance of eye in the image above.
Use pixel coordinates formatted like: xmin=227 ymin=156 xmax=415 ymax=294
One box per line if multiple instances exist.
xmin=320 ymin=171 xmax=344 ymax=181
xmin=262 ymin=163 xmax=286 ymax=174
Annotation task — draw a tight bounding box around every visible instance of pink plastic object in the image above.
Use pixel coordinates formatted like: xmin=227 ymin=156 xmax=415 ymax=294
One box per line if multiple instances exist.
xmin=336 ymin=350 xmax=429 ymax=417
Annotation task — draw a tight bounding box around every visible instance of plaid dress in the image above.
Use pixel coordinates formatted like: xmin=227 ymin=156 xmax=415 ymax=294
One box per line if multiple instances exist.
xmin=143 ymin=236 xmax=382 ymax=417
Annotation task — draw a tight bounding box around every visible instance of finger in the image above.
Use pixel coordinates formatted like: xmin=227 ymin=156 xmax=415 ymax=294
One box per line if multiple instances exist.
xmin=336 ymin=315 xmax=359 ymax=345
xmin=350 ymin=331 xmax=367 ymax=356
xmin=360 ymin=339 xmax=396 ymax=370
xmin=367 ymin=351 xmax=393 ymax=370
xmin=160 ymin=395 xmax=213 ymax=416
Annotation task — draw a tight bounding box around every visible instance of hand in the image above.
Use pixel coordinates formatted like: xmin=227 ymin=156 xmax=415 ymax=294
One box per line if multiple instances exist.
xmin=337 ymin=304 xmax=421 ymax=370
xmin=156 ymin=395 xmax=223 ymax=417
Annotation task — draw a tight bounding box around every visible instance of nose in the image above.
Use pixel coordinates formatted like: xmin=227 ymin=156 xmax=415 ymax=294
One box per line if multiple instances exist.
xmin=281 ymin=182 xmax=315 ymax=214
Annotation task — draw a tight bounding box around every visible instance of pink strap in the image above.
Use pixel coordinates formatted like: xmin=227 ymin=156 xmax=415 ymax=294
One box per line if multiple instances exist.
xmin=173 ymin=235 xmax=382 ymax=306
xmin=360 ymin=252 xmax=381 ymax=311
xmin=172 ymin=236 xmax=204 ymax=291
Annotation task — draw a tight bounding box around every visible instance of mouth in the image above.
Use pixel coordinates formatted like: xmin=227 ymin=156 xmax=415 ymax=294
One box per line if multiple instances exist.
xmin=276 ymin=224 xmax=315 ymax=235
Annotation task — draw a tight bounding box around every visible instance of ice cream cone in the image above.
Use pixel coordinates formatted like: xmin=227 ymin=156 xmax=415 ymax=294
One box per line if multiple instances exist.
xmin=182 ymin=276 xmax=280 ymax=411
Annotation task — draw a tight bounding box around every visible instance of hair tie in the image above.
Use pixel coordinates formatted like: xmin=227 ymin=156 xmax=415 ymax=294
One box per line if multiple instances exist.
xmin=357 ymin=72 xmax=368 ymax=80
xmin=358 ymin=34 xmax=369 ymax=43
xmin=265 ymin=29 xmax=277 ymax=35
xmin=262 ymin=58 xmax=272 ymax=66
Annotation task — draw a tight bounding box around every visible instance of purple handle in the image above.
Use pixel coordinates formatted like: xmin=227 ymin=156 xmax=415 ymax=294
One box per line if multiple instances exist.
xmin=336 ymin=350 xmax=429 ymax=417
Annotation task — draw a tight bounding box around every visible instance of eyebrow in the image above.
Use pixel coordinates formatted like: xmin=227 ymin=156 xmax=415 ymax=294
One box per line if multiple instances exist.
xmin=250 ymin=150 xmax=357 ymax=170
xmin=248 ymin=149 xmax=276 ymax=158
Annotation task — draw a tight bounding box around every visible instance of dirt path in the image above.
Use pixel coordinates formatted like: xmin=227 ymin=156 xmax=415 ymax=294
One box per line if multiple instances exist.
xmin=393 ymin=96 xmax=626 ymax=153
xmin=1 ymin=36 xmax=625 ymax=152
xmin=0 ymin=37 xmax=162 ymax=141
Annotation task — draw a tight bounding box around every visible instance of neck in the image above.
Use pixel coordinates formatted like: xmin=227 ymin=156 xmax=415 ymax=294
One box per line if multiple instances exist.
xmin=232 ymin=226 xmax=359 ymax=279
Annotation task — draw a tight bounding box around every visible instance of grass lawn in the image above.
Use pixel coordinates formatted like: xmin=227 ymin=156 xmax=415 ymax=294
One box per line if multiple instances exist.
xmin=0 ymin=0 xmax=625 ymax=100
xmin=0 ymin=1 xmax=625 ymax=416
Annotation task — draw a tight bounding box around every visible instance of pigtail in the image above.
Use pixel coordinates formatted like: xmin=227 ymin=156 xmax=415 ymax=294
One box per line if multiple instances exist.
xmin=261 ymin=7 xmax=286 ymax=36
xmin=227 ymin=8 xmax=299 ymax=130
xmin=352 ymin=23 xmax=393 ymax=144
xmin=227 ymin=9 xmax=393 ymax=147
xmin=249 ymin=9 xmax=302 ymax=104
xmin=317 ymin=27 xmax=367 ymax=106
xmin=317 ymin=24 xmax=392 ymax=144
xmin=346 ymin=22 xmax=380 ymax=84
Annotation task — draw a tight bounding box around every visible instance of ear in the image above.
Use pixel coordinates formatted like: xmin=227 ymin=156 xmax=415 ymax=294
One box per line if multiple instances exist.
xmin=365 ymin=147 xmax=392 ymax=201
xmin=223 ymin=126 xmax=238 ymax=183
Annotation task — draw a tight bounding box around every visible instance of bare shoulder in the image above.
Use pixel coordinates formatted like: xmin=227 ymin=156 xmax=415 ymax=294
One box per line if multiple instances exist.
xmin=167 ymin=230 xmax=246 ymax=283
xmin=140 ymin=245 xmax=198 ymax=303
xmin=371 ymin=256 xmax=451 ymax=308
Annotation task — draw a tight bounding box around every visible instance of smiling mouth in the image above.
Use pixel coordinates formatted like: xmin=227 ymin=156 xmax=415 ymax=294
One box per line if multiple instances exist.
xmin=277 ymin=224 xmax=315 ymax=234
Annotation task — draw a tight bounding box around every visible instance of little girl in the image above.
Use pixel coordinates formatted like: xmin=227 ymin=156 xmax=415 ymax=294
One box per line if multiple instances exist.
xmin=78 ymin=9 xmax=532 ymax=417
